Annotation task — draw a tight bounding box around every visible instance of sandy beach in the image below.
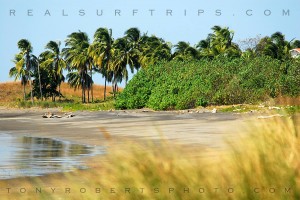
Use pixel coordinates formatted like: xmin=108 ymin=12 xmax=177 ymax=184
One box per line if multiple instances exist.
xmin=0 ymin=107 xmax=259 ymax=151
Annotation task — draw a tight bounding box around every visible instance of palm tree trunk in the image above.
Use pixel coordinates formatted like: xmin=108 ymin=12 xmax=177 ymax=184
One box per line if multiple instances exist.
xmin=88 ymin=88 xmax=90 ymax=103
xmin=113 ymin=83 xmax=116 ymax=98
xmin=83 ymin=80 xmax=86 ymax=103
xmin=113 ymin=81 xmax=117 ymax=98
xmin=111 ymin=81 xmax=114 ymax=91
xmin=104 ymin=77 xmax=107 ymax=101
xmin=81 ymin=70 xmax=86 ymax=103
xmin=104 ymin=59 xmax=110 ymax=101
xmin=81 ymin=76 xmax=84 ymax=103
xmin=37 ymin=62 xmax=43 ymax=101
xmin=114 ymin=82 xmax=118 ymax=98
xmin=82 ymin=87 xmax=84 ymax=103
xmin=29 ymin=76 xmax=34 ymax=104
xmin=82 ymin=82 xmax=86 ymax=103
xmin=82 ymin=87 xmax=85 ymax=103
xmin=59 ymin=84 xmax=61 ymax=100
xmin=25 ymin=53 xmax=33 ymax=103
xmin=83 ymin=86 xmax=86 ymax=103
xmin=91 ymin=84 xmax=94 ymax=103
xmin=90 ymin=68 xmax=93 ymax=103
xmin=23 ymin=84 xmax=26 ymax=101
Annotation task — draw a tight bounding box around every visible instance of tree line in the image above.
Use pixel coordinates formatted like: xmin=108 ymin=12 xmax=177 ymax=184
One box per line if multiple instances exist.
xmin=9 ymin=26 xmax=300 ymax=103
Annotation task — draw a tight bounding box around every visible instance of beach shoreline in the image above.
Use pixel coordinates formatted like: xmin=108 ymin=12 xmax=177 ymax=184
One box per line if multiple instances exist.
xmin=0 ymin=107 xmax=255 ymax=148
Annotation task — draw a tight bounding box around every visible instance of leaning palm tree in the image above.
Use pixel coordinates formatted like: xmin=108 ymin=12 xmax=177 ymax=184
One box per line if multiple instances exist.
xmin=196 ymin=34 xmax=214 ymax=59
xmin=173 ymin=41 xmax=199 ymax=61
xmin=15 ymin=39 xmax=38 ymax=103
xmin=63 ymin=31 xmax=92 ymax=103
xmin=139 ymin=35 xmax=172 ymax=67
xmin=173 ymin=41 xmax=190 ymax=61
xmin=9 ymin=54 xmax=28 ymax=100
xmin=124 ymin=27 xmax=142 ymax=72
xmin=256 ymin=32 xmax=293 ymax=61
xmin=110 ymin=37 xmax=132 ymax=92
xmin=89 ymin=27 xmax=114 ymax=100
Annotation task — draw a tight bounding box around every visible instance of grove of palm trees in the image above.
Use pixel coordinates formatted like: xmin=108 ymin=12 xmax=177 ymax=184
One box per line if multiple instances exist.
xmin=9 ymin=26 xmax=300 ymax=110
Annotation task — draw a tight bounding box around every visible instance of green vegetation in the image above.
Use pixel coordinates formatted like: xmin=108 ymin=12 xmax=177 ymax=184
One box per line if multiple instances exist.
xmin=116 ymin=57 xmax=300 ymax=110
xmin=281 ymin=106 xmax=300 ymax=115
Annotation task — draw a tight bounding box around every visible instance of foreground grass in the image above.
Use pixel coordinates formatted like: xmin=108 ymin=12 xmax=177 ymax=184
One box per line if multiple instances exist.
xmin=0 ymin=115 xmax=299 ymax=200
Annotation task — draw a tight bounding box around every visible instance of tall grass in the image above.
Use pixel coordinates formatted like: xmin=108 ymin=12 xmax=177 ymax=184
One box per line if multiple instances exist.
xmin=60 ymin=82 xmax=114 ymax=101
xmin=0 ymin=116 xmax=299 ymax=200
xmin=0 ymin=82 xmax=114 ymax=103
xmin=0 ymin=81 xmax=30 ymax=103
xmin=92 ymin=116 xmax=299 ymax=200
xmin=0 ymin=82 xmax=116 ymax=111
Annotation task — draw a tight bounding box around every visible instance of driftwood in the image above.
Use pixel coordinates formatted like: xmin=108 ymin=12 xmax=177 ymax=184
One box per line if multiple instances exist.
xmin=65 ymin=113 xmax=75 ymax=118
xmin=42 ymin=112 xmax=75 ymax=119
xmin=257 ymin=114 xmax=284 ymax=119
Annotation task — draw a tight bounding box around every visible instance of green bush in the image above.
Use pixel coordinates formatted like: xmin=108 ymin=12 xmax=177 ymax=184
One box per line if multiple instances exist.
xmin=115 ymin=57 xmax=300 ymax=110
xmin=115 ymin=66 xmax=157 ymax=109
xmin=196 ymin=98 xmax=209 ymax=107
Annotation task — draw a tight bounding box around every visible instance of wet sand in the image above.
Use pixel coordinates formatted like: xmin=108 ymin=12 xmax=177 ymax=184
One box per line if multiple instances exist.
xmin=0 ymin=108 xmax=256 ymax=151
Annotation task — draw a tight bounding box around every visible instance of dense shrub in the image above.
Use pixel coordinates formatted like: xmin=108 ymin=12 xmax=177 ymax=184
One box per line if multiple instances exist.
xmin=114 ymin=69 xmax=155 ymax=109
xmin=116 ymin=57 xmax=300 ymax=110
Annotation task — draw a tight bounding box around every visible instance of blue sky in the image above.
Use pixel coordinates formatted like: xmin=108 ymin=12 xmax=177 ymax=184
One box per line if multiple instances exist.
xmin=0 ymin=0 xmax=299 ymax=86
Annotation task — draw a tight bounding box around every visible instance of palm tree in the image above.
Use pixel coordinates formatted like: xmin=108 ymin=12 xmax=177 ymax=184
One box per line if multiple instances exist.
xmin=292 ymin=40 xmax=300 ymax=48
xmin=63 ymin=31 xmax=92 ymax=103
xmin=36 ymin=52 xmax=61 ymax=100
xmin=196 ymin=26 xmax=241 ymax=58
xmin=173 ymin=41 xmax=199 ymax=61
xmin=67 ymin=71 xmax=93 ymax=94
xmin=44 ymin=41 xmax=66 ymax=100
xmin=271 ymin=32 xmax=292 ymax=60
xmin=124 ymin=27 xmax=142 ymax=72
xmin=139 ymin=35 xmax=172 ymax=67
xmin=89 ymin=27 xmax=114 ymax=100
xmin=256 ymin=32 xmax=293 ymax=60
xmin=196 ymin=34 xmax=214 ymax=58
xmin=9 ymin=54 xmax=28 ymax=100
xmin=16 ymin=39 xmax=38 ymax=103
xmin=110 ymin=37 xmax=132 ymax=93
